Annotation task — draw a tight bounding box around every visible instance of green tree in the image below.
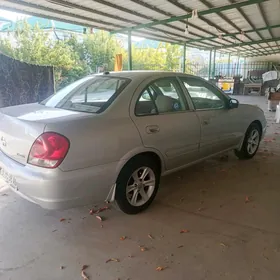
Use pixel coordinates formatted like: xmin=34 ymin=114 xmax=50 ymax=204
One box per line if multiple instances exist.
xmin=82 ymin=31 xmax=123 ymax=71
xmin=0 ymin=21 xmax=75 ymax=68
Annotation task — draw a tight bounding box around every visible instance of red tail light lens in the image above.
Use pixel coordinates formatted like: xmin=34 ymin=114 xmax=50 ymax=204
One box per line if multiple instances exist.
xmin=28 ymin=132 xmax=70 ymax=168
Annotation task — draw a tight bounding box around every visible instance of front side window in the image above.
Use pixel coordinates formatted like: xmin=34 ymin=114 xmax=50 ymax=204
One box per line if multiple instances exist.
xmin=135 ymin=78 xmax=188 ymax=116
xmin=42 ymin=76 xmax=130 ymax=113
xmin=180 ymin=77 xmax=225 ymax=110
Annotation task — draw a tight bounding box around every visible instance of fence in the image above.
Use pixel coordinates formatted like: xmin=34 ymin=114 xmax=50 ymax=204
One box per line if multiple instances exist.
xmin=95 ymin=61 xmax=271 ymax=80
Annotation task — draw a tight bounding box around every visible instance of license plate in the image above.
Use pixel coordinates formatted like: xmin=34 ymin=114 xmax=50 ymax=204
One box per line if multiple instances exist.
xmin=0 ymin=168 xmax=17 ymax=190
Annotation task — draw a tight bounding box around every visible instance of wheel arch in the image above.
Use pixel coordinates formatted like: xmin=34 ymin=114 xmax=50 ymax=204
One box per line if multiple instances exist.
xmin=237 ymin=120 xmax=263 ymax=151
xmin=251 ymin=120 xmax=263 ymax=137
xmin=105 ymin=148 xmax=165 ymax=203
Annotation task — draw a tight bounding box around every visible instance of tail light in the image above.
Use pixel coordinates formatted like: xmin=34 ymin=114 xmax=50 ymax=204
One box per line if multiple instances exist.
xmin=28 ymin=132 xmax=70 ymax=168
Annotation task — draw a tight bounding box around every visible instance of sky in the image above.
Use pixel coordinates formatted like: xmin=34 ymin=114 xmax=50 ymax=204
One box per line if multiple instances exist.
xmin=0 ymin=9 xmax=28 ymax=21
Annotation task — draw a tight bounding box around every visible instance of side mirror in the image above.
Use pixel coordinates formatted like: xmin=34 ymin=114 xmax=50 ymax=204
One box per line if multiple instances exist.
xmin=229 ymin=98 xmax=239 ymax=109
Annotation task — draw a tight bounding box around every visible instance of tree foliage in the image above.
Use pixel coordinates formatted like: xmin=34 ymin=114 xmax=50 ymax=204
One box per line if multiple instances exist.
xmin=0 ymin=22 xmax=75 ymax=68
xmin=0 ymin=21 xmax=190 ymax=90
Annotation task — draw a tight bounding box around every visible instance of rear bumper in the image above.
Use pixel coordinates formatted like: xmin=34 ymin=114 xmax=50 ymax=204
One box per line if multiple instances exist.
xmin=0 ymin=150 xmax=119 ymax=210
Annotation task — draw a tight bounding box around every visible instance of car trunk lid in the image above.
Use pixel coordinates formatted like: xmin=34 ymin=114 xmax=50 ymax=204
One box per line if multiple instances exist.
xmin=0 ymin=103 xmax=91 ymax=165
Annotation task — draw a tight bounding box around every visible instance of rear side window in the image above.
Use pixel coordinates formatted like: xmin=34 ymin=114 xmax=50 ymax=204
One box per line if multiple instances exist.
xmin=42 ymin=76 xmax=130 ymax=113
xmin=135 ymin=78 xmax=188 ymax=116
xmin=180 ymin=77 xmax=225 ymax=110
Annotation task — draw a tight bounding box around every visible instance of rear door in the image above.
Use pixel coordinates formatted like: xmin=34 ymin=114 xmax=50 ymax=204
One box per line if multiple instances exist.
xmin=179 ymin=76 xmax=242 ymax=157
xmin=130 ymin=76 xmax=201 ymax=171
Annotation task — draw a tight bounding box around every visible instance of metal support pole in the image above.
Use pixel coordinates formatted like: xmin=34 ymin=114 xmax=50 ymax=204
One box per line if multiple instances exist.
xmin=182 ymin=43 xmax=186 ymax=73
xmin=127 ymin=30 xmax=132 ymax=71
xmin=243 ymin=57 xmax=247 ymax=78
xmin=208 ymin=50 xmax=212 ymax=80
xmin=212 ymin=50 xmax=216 ymax=79
xmin=236 ymin=55 xmax=240 ymax=76
xmin=227 ymin=53 xmax=231 ymax=77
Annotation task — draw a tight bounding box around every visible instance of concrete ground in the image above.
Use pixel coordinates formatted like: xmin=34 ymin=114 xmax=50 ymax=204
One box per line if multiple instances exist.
xmin=1 ymin=96 xmax=280 ymax=280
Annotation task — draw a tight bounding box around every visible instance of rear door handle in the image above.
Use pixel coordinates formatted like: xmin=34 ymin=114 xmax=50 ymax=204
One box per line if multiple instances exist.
xmin=146 ymin=125 xmax=160 ymax=134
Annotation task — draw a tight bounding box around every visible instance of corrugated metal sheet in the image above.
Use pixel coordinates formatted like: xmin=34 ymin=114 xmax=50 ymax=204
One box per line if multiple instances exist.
xmin=0 ymin=0 xmax=279 ymax=56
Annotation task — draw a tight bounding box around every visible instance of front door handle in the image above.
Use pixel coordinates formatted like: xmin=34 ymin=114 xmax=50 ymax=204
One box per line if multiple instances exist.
xmin=146 ymin=125 xmax=160 ymax=134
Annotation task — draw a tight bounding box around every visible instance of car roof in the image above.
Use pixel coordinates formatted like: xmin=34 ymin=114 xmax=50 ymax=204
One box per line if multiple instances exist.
xmin=90 ymin=71 xmax=195 ymax=80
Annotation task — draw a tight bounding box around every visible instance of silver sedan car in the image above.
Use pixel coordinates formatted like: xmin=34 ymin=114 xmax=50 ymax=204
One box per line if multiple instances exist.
xmin=0 ymin=71 xmax=266 ymax=214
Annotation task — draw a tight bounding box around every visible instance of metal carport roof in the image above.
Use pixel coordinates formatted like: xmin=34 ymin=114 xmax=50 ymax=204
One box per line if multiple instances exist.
xmin=1 ymin=0 xmax=280 ymax=57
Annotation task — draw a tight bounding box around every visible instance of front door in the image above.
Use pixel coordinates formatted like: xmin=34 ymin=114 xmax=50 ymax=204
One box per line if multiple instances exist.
xmin=179 ymin=76 xmax=241 ymax=157
xmin=130 ymin=76 xmax=201 ymax=171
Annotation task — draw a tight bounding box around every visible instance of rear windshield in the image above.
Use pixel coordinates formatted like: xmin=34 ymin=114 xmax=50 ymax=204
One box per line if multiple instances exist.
xmin=41 ymin=76 xmax=130 ymax=113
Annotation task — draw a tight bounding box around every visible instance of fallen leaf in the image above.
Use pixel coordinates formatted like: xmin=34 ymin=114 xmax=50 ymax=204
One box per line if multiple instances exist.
xmin=1 ymin=193 xmax=8 ymax=196
xmin=140 ymin=247 xmax=147 ymax=252
xmin=52 ymin=229 xmax=58 ymax=233
xmin=220 ymin=243 xmax=228 ymax=247
xmin=148 ymin=234 xmax=154 ymax=239
xmin=81 ymin=270 xmax=89 ymax=280
xmin=245 ymin=196 xmax=250 ymax=203
xmin=180 ymin=229 xmax=189 ymax=234
xmin=60 ymin=218 xmax=66 ymax=222
xmin=96 ymin=215 xmax=103 ymax=222
xmin=106 ymin=258 xmax=120 ymax=263
xmin=89 ymin=206 xmax=109 ymax=215
xmin=81 ymin=265 xmax=89 ymax=271
xmin=177 ymin=245 xmax=184 ymax=248
xmin=120 ymin=236 xmax=126 ymax=241
xmin=156 ymin=266 xmax=166 ymax=271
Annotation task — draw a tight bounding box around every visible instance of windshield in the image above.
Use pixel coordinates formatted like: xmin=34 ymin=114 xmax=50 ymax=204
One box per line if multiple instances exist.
xmin=41 ymin=76 xmax=130 ymax=113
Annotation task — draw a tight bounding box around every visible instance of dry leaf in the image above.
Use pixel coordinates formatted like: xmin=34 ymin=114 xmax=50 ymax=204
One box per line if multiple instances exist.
xmin=60 ymin=218 xmax=66 ymax=222
xmin=177 ymin=245 xmax=184 ymax=248
xmin=106 ymin=258 xmax=119 ymax=263
xmin=81 ymin=270 xmax=89 ymax=280
xmin=245 ymin=196 xmax=250 ymax=203
xmin=156 ymin=266 xmax=166 ymax=271
xmin=140 ymin=247 xmax=147 ymax=252
xmin=220 ymin=243 xmax=228 ymax=247
xmin=120 ymin=236 xmax=126 ymax=241
xmin=89 ymin=206 xmax=109 ymax=215
xmin=81 ymin=265 xmax=89 ymax=270
xmin=148 ymin=234 xmax=154 ymax=239
xmin=96 ymin=215 xmax=103 ymax=222
xmin=180 ymin=229 xmax=189 ymax=234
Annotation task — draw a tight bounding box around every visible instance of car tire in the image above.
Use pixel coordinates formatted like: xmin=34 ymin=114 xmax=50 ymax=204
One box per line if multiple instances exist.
xmin=115 ymin=155 xmax=160 ymax=215
xmin=234 ymin=123 xmax=261 ymax=160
